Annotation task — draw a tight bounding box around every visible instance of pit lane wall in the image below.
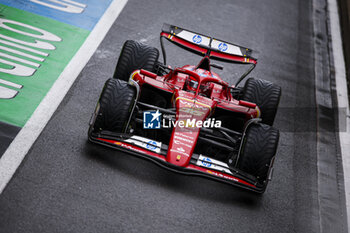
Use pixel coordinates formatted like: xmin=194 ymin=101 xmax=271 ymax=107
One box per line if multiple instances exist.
xmin=338 ymin=0 xmax=350 ymax=98
xmin=0 ymin=0 xmax=114 ymax=156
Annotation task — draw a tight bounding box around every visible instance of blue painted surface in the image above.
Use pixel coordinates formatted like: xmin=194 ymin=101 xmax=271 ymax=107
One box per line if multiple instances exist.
xmin=0 ymin=0 xmax=114 ymax=31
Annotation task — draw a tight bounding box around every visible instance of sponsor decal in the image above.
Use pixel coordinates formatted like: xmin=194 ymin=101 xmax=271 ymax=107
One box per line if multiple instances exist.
xmin=179 ymin=108 xmax=204 ymax=116
xmin=115 ymin=141 xmax=145 ymax=154
xmin=170 ymin=149 xmax=189 ymax=156
xmin=178 ymin=98 xmax=211 ymax=111
xmin=201 ymin=157 xmax=212 ymax=167
xmin=206 ymin=169 xmax=238 ymax=182
xmin=211 ymin=39 xmax=243 ymax=56
xmin=176 ymin=30 xmax=210 ymax=47
xmin=192 ymin=34 xmax=202 ymax=44
xmin=173 ymin=139 xmax=192 ymax=148
xmin=174 ymin=135 xmax=193 ymax=143
xmin=175 ymin=132 xmax=194 ymax=139
xmin=146 ymin=140 xmax=157 ymax=150
xmin=218 ymin=42 xmax=228 ymax=52
xmin=197 ymin=155 xmax=233 ymax=174
xmin=125 ymin=136 xmax=161 ymax=153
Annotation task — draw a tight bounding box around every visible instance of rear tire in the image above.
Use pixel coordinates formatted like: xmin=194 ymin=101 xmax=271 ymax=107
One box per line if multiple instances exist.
xmin=92 ymin=78 xmax=136 ymax=133
xmin=113 ymin=40 xmax=159 ymax=81
xmin=242 ymin=78 xmax=281 ymax=125
xmin=237 ymin=123 xmax=279 ymax=185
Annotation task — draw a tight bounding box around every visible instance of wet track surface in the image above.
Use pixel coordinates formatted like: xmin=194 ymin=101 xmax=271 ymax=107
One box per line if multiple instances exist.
xmin=0 ymin=0 xmax=346 ymax=232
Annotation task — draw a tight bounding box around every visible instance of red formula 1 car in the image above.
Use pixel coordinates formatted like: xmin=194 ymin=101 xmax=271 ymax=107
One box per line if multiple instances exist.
xmin=88 ymin=24 xmax=281 ymax=193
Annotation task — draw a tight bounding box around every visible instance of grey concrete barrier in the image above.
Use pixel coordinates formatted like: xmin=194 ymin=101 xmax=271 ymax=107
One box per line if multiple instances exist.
xmin=338 ymin=0 xmax=350 ymax=101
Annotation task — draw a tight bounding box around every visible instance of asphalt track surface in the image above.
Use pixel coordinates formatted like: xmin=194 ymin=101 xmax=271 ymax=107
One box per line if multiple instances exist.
xmin=0 ymin=0 xmax=346 ymax=232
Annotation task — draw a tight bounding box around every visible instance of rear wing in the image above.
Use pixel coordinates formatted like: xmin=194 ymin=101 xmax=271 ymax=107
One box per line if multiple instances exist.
xmin=160 ymin=23 xmax=257 ymax=65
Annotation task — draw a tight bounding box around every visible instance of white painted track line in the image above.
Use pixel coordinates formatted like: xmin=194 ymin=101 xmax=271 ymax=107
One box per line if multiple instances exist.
xmin=327 ymin=0 xmax=350 ymax=231
xmin=0 ymin=0 xmax=128 ymax=193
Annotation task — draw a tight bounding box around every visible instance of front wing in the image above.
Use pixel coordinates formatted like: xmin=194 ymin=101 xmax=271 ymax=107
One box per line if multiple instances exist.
xmin=89 ymin=132 xmax=266 ymax=193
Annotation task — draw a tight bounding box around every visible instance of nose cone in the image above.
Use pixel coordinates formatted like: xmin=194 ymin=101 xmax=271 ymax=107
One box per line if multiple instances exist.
xmin=166 ymin=91 xmax=213 ymax=167
xmin=166 ymin=130 xmax=198 ymax=167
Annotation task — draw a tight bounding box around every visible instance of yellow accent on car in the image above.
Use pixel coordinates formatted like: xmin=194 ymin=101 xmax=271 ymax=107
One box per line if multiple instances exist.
xmin=175 ymin=97 xmax=212 ymax=111
xmin=130 ymin=70 xmax=139 ymax=80
xmin=255 ymin=106 xmax=261 ymax=118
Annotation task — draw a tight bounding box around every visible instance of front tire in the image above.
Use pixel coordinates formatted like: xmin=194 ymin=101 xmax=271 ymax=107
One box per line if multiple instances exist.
xmin=113 ymin=40 xmax=159 ymax=81
xmin=237 ymin=123 xmax=279 ymax=187
xmin=91 ymin=78 xmax=136 ymax=133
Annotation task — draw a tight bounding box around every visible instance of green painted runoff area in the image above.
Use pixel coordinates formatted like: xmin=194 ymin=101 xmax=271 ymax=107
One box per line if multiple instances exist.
xmin=0 ymin=4 xmax=89 ymax=127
